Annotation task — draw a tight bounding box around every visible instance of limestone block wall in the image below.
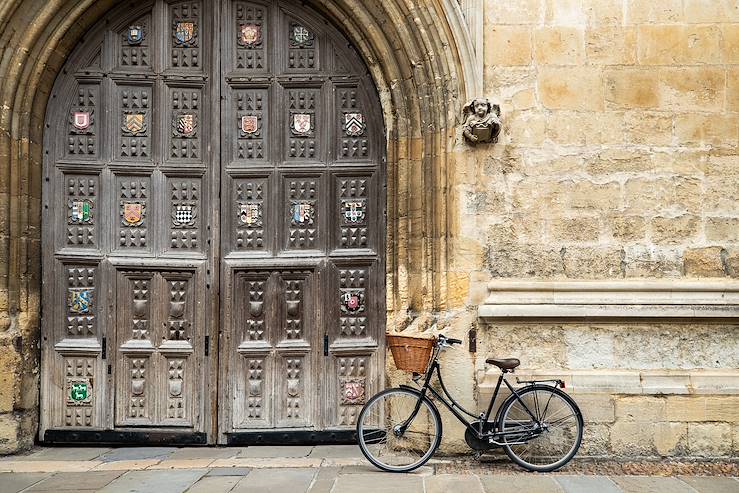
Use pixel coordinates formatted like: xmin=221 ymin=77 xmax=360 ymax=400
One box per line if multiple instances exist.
xmin=422 ymin=0 xmax=739 ymax=458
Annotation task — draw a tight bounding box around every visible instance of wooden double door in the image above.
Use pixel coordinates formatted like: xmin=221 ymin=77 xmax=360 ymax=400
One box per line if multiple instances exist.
xmin=40 ymin=0 xmax=384 ymax=444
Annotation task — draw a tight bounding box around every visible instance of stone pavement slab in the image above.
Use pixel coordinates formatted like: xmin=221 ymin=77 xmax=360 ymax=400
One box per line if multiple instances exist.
xmin=555 ymin=476 xmax=623 ymax=493
xmin=210 ymin=457 xmax=322 ymax=468
xmin=206 ymin=467 xmax=251 ymax=476
xmin=425 ymin=474 xmax=484 ymax=493
xmin=679 ymin=476 xmax=739 ymax=493
xmin=167 ymin=447 xmax=241 ymax=460
xmin=231 ymin=467 xmax=317 ymax=492
xmin=611 ymin=475 xmax=697 ymax=493
xmin=0 ymin=472 xmax=50 ymax=493
xmin=332 ymin=472 xmax=424 ymax=493
xmin=0 ymin=460 xmax=101 ymax=473
xmin=186 ymin=475 xmax=242 ymax=493
xmin=239 ymin=445 xmax=313 ymax=458
xmin=148 ymin=458 xmax=216 ymax=469
xmin=308 ymin=445 xmax=364 ymax=458
xmin=480 ymin=474 xmax=564 ymax=493
xmin=24 ymin=471 xmax=124 ymax=491
xmin=98 ymin=447 xmax=175 ymax=462
xmin=307 ymin=466 xmax=341 ymax=493
xmin=98 ymin=468 xmax=207 ymax=493
xmin=92 ymin=459 xmax=160 ymax=471
xmin=22 ymin=447 xmax=111 ymax=461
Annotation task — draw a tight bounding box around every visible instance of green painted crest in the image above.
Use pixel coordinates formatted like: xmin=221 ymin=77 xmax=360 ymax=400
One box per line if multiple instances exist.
xmin=70 ymin=382 xmax=89 ymax=401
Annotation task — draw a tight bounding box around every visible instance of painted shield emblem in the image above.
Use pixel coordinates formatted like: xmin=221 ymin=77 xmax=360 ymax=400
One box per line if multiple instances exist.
xmin=69 ymin=289 xmax=92 ymax=314
xmin=343 ymin=200 xmax=366 ymax=224
xmin=72 ymin=111 xmax=91 ymax=130
xmin=292 ymin=113 xmax=312 ymax=135
xmin=240 ymin=23 xmax=261 ymax=46
xmin=127 ymin=25 xmax=144 ymax=44
xmin=124 ymin=113 xmax=145 ymax=135
xmin=292 ymin=25 xmax=311 ymax=44
xmin=342 ymin=379 xmax=365 ymax=405
xmin=70 ymin=200 xmax=91 ymax=223
xmin=344 ymin=112 xmax=365 ymax=137
xmin=70 ymin=382 xmax=89 ymax=402
xmin=174 ymin=21 xmax=195 ymax=44
xmin=175 ymin=113 xmax=196 ymax=136
xmin=241 ymin=115 xmax=258 ymax=134
xmin=174 ymin=205 xmax=194 ymax=226
xmin=291 ymin=202 xmax=314 ymax=224
xmin=123 ymin=202 xmax=144 ymax=225
xmin=341 ymin=291 xmax=363 ymax=311
xmin=239 ymin=202 xmax=262 ymax=226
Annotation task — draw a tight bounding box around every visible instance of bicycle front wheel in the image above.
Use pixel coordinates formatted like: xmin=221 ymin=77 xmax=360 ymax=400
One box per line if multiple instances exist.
xmin=499 ymin=385 xmax=583 ymax=472
xmin=357 ymin=387 xmax=442 ymax=472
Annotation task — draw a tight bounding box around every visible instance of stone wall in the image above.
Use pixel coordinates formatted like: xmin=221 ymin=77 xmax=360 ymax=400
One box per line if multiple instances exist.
xmin=425 ymin=0 xmax=739 ymax=459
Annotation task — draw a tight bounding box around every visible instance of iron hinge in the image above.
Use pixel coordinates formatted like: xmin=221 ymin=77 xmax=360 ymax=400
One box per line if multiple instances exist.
xmin=101 ymin=337 xmax=107 ymax=359
xmin=205 ymin=335 xmax=210 ymax=356
xmin=323 ymin=334 xmax=329 ymax=356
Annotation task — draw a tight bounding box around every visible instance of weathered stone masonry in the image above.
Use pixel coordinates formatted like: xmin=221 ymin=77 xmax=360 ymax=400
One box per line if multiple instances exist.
xmin=1 ymin=0 xmax=737 ymax=457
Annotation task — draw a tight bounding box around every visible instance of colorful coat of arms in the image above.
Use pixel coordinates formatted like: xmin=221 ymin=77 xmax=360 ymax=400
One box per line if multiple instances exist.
xmin=239 ymin=202 xmax=262 ymax=226
xmin=72 ymin=111 xmax=91 ymax=131
xmin=340 ymin=378 xmax=366 ymax=405
xmin=69 ymin=288 xmax=92 ymax=314
xmin=70 ymin=382 xmax=89 ymax=402
xmin=123 ymin=113 xmax=146 ymax=135
xmin=123 ymin=202 xmax=144 ymax=225
xmin=127 ymin=25 xmax=144 ymax=44
xmin=239 ymin=24 xmax=261 ymax=46
xmin=291 ymin=202 xmax=314 ymax=224
xmin=175 ymin=113 xmax=196 ymax=136
xmin=344 ymin=112 xmax=365 ymax=137
xmin=291 ymin=24 xmax=313 ymax=47
xmin=341 ymin=290 xmax=363 ymax=312
xmin=291 ymin=113 xmax=312 ymax=135
xmin=241 ymin=115 xmax=258 ymax=134
xmin=70 ymin=200 xmax=92 ymax=223
xmin=174 ymin=21 xmax=195 ymax=45
xmin=343 ymin=200 xmax=366 ymax=224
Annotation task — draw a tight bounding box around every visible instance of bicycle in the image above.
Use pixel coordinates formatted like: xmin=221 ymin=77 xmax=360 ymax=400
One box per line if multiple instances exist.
xmin=356 ymin=334 xmax=584 ymax=473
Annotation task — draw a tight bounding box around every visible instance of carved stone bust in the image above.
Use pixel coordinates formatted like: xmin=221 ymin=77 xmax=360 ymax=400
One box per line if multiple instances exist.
xmin=462 ymin=98 xmax=501 ymax=145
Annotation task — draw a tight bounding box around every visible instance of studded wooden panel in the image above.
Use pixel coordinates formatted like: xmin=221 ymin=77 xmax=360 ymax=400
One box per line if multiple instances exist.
xmin=235 ymin=2 xmax=268 ymax=71
xmin=63 ymin=356 xmax=96 ymax=427
xmin=167 ymin=176 xmax=202 ymax=251
xmin=232 ymin=177 xmax=269 ymax=252
xmin=167 ymin=86 xmax=202 ymax=162
xmin=336 ymin=86 xmax=369 ymax=160
xmin=116 ymin=14 xmax=151 ymax=70
xmin=66 ymin=84 xmax=99 ymax=159
xmin=284 ymin=176 xmax=319 ymax=250
xmin=115 ymin=174 xmax=151 ymax=252
xmin=169 ymin=1 xmax=202 ymax=70
xmin=64 ymin=173 xmax=99 ymax=249
xmin=286 ymin=88 xmax=320 ymax=161
xmin=233 ymin=88 xmax=268 ymax=162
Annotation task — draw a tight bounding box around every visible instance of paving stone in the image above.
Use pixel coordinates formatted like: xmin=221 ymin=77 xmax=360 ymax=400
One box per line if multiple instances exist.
xmin=148 ymin=459 xmax=216 ymax=469
xmin=210 ymin=457 xmax=322 ymax=468
xmin=185 ymin=476 xmax=242 ymax=493
xmin=307 ymin=466 xmax=340 ymax=493
xmin=24 ymin=470 xmax=124 ymax=491
xmin=231 ymin=467 xmax=316 ymax=493
xmin=480 ymin=475 xmax=565 ymax=493
xmin=309 ymin=445 xmax=364 ymax=458
xmin=0 ymin=460 xmax=101 ymax=473
xmin=92 ymin=459 xmax=161 ymax=471
xmin=426 ymin=474 xmax=484 ymax=493
xmin=206 ymin=467 xmax=251 ymax=477
xmin=332 ymin=473 xmax=424 ymax=493
xmin=98 ymin=469 xmax=207 ymax=493
xmin=24 ymin=448 xmax=111 ymax=461
xmin=611 ymin=476 xmax=696 ymax=493
xmin=678 ymin=476 xmax=739 ymax=493
xmin=239 ymin=446 xmax=313 ymax=458
xmin=555 ymin=476 xmax=623 ymax=493
xmin=168 ymin=448 xmax=241 ymax=460
xmin=0 ymin=472 xmax=50 ymax=493
xmin=99 ymin=447 xmax=176 ymax=462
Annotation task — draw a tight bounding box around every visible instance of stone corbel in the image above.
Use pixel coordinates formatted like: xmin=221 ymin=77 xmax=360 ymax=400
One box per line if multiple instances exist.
xmin=462 ymin=98 xmax=502 ymax=145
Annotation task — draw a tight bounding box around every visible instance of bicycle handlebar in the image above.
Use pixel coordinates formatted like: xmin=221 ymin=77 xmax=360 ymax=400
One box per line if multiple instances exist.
xmin=437 ymin=334 xmax=462 ymax=345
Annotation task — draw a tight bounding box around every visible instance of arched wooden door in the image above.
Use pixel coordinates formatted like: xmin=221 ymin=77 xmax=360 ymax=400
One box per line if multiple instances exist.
xmin=40 ymin=0 xmax=385 ymax=445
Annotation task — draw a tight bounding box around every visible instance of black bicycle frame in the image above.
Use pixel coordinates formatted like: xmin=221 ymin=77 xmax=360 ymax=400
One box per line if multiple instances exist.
xmin=402 ymin=351 xmax=547 ymax=443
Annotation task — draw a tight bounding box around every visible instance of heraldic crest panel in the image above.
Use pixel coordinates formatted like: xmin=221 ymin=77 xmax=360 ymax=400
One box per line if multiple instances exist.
xmin=41 ymin=0 xmax=385 ymax=444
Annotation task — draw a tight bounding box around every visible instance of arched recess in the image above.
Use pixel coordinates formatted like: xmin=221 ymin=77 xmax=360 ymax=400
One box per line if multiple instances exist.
xmin=0 ymin=0 xmax=477 ymax=449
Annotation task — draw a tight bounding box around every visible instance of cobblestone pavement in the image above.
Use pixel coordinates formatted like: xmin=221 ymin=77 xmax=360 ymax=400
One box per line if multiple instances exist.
xmin=0 ymin=446 xmax=736 ymax=492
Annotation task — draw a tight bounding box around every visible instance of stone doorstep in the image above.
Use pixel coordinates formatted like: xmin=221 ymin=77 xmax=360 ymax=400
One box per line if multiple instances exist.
xmin=477 ymin=369 xmax=739 ymax=396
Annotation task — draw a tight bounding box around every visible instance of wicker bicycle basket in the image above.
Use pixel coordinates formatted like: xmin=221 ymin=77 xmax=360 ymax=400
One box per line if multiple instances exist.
xmin=386 ymin=333 xmax=435 ymax=373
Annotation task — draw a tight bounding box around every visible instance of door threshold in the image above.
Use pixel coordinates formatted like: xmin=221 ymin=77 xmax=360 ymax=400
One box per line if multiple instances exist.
xmin=42 ymin=429 xmax=208 ymax=446
xmin=225 ymin=429 xmax=357 ymax=445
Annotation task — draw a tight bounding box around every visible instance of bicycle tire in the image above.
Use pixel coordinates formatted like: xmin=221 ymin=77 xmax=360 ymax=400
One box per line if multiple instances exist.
xmin=498 ymin=384 xmax=583 ymax=472
xmin=356 ymin=386 xmax=442 ymax=473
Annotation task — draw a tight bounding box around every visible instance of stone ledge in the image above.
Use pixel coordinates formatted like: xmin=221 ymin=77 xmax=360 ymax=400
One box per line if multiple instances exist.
xmin=477 ymin=369 xmax=739 ymax=395
xmin=478 ymin=279 xmax=739 ymax=319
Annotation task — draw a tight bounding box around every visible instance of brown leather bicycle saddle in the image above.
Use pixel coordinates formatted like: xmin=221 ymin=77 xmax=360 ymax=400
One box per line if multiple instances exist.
xmin=486 ymin=357 xmax=520 ymax=370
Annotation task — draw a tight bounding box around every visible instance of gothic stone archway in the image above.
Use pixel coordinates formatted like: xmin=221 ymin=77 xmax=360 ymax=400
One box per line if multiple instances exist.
xmin=0 ymin=0 xmax=476 ymax=449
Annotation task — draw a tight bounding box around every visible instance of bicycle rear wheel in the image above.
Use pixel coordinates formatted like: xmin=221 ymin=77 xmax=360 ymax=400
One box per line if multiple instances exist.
xmin=499 ymin=385 xmax=583 ymax=472
xmin=356 ymin=387 xmax=442 ymax=472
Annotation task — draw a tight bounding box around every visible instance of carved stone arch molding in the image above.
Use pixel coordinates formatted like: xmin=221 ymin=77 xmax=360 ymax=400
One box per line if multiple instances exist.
xmin=0 ymin=0 xmax=477 ymax=448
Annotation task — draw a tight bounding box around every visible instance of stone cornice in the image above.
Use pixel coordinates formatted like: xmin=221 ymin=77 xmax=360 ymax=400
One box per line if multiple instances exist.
xmin=478 ymin=279 xmax=739 ymax=319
